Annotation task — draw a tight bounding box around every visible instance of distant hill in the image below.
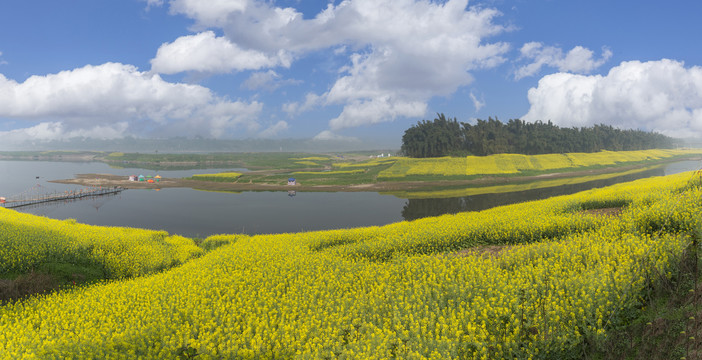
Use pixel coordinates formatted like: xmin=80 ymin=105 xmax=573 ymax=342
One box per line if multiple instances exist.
xmin=0 ymin=137 xmax=399 ymax=154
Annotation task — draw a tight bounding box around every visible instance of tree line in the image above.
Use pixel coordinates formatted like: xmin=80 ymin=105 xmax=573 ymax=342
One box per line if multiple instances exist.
xmin=401 ymin=114 xmax=675 ymax=158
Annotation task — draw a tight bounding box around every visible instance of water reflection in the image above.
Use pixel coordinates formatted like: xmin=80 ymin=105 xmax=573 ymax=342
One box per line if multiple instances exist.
xmin=401 ymin=167 xmax=665 ymax=220
xmin=2 ymin=160 xmax=700 ymax=237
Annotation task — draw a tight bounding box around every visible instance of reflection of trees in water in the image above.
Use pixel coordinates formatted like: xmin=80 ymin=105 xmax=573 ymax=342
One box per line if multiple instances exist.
xmin=401 ymin=167 xmax=665 ymax=221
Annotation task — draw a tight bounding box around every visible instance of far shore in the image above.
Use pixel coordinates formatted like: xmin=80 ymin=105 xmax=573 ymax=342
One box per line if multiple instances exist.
xmin=50 ymin=159 xmax=691 ymax=193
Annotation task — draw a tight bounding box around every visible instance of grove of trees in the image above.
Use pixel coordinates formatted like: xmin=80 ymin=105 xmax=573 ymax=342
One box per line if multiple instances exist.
xmin=401 ymin=114 xmax=675 ymax=158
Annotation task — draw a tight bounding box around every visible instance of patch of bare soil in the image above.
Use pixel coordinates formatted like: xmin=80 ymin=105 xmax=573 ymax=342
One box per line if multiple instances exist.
xmin=349 ymin=184 xmax=374 ymax=189
xmin=0 ymin=271 xmax=59 ymax=303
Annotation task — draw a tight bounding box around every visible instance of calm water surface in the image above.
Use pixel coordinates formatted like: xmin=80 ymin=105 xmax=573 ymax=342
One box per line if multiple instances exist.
xmin=1 ymin=160 xmax=700 ymax=237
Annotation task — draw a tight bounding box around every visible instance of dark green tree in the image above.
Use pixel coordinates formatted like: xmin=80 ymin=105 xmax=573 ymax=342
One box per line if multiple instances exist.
xmin=401 ymin=113 xmax=463 ymax=157
xmin=401 ymin=115 xmax=675 ymax=158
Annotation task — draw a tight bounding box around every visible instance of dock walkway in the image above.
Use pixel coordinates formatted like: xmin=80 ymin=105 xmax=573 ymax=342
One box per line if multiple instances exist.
xmin=0 ymin=187 xmax=123 ymax=209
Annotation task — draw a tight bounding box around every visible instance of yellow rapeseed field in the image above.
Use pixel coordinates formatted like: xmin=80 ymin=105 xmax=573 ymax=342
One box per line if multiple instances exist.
xmin=387 ymin=166 xmax=660 ymax=199
xmin=1 ymin=170 xmax=702 ymax=358
xmin=377 ymin=149 xmax=702 ymax=178
xmin=0 ymin=209 xmax=203 ymax=278
xmin=190 ymin=172 xmax=243 ymax=182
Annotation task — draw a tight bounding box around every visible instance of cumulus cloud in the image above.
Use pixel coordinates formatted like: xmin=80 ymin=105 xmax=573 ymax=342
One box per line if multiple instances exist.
xmin=151 ymin=31 xmax=291 ymax=74
xmin=257 ymin=120 xmax=289 ymax=138
xmin=522 ymin=59 xmax=702 ymax=138
xmin=167 ymin=0 xmax=248 ymax=28
xmin=329 ymin=97 xmax=427 ymax=131
xmin=282 ymin=93 xmax=323 ymax=116
xmin=313 ymin=130 xmax=360 ymax=142
xmin=0 ymin=62 xmax=263 ymax=140
xmin=150 ymin=0 xmax=510 ymax=130
xmin=243 ymin=70 xmax=299 ymax=91
xmin=515 ymin=42 xmax=612 ymax=80
xmin=0 ymin=122 xmax=128 ymax=142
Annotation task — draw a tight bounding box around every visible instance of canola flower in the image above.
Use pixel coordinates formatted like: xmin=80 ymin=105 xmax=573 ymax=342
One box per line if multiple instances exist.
xmin=386 ymin=166 xmax=659 ymax=199
xmin=190 ymin=172 xmax=243 ymax=182
xmin=377 ymin=149 xmax=702 ymax=179
xmin=291 ymin=157 xmax=332 ymax=162
xmin=294 ymin=161 xmax=320 ymax=166
xmin=332 ymin=157 xmax=397 ymax=169
xmin=0 ymin=209 xmax=203 ymax=278
xmin=1 ymin=171 xmax=701 ymax=358
xmin=293 ymin=169 xmax=366 ymax=175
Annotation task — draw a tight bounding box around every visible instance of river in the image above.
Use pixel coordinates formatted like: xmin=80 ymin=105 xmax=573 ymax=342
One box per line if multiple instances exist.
xmin=1 ymin=160 xmax=700 ymax=237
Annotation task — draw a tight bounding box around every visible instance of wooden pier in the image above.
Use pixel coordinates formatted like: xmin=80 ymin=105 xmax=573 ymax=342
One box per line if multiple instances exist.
xmin=0 ymin=187 xmax=124 ymax=209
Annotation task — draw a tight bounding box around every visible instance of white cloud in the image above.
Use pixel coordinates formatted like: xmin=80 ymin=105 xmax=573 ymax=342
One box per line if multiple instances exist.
xmin=0 ymin=122 xmax=129 ymax=144
xmin=0 ymin=51 xmax=7 ymax=65
xmin=313 ymin=130 xmax=360 ymax=142
xmin=243 ymin=70 xmax=299 ymax=91
xmin=243 ymin=70 xmax=280 ymax=91
xmin=151 ymin=31 xmax=290 ymax=74
xmin=167 ymin=0 xmax=248 ymax=28
xmin=282 ymin=93 xmax=323 ymax=116
xmin=152 ymin=0 xmax=510 ymax=130
xmin=515 ymin=42 xmax=612 ymax=80
xmin=329 ymin=97 xmax=427 ymax=131
xmin=0 ymin=62 xmax=263 ymax=140
xmin=143 ymin=0 xmax=164 ymax=10
xmin=469 ymin=91 xmax=485 ymax=112
xmin=257 ymin=120 xmax=289 ymax=138
xmin=522 ymin=59 xmax=702 ymax=138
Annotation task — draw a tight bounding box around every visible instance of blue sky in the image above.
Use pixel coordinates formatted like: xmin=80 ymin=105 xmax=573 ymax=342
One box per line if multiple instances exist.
xmin=1 ymin=0 xmax=701 ymax=148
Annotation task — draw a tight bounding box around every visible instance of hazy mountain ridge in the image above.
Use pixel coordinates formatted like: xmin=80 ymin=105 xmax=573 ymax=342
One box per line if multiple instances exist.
xmin=0 ymin=137 xmax=399 ymax=154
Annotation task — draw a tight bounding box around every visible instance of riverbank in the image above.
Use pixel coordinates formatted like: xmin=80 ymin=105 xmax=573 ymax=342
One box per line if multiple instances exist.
xmin=50 ymin=158 xmax=699 ymax=193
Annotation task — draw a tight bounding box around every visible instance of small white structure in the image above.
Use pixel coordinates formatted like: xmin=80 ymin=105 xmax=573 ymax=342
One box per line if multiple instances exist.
xmin=288 ymin=177 xmax=296 ymax=186
xmin=128 ymin=175 xmax=137 ymax=181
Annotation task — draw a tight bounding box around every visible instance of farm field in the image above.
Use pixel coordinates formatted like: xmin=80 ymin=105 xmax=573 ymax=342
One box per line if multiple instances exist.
xmin=375 ymin=149 xmax=702 ymax=180
xmin=385 ymin=165 xmax=662 ymax=199
xmin=187 ymin=149 xmax=702 ymax=186
xmin=0 ymin=209 xmax=203 ymax=281
xmin=52 ymin=149 xmax=702 ymax=195
xmin=2 ymin=169 xmax=702 ymax=358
